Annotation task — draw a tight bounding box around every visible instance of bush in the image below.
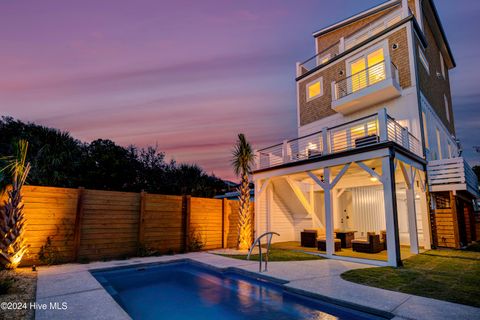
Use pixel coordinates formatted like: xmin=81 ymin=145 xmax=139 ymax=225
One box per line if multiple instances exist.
xmin=38 ymin=237 xmax=64 ymax=265
xmin=188 ymin=228 xmax=205 ymax=252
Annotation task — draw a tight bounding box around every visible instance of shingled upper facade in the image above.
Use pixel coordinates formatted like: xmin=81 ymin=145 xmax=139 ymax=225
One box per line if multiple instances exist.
xmin=253 ymin=0 xmax=479 ymax=267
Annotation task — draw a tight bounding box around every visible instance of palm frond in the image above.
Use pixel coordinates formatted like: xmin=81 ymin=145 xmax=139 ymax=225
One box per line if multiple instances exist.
xmin=231 ymin=133 xmax=255 ymax=177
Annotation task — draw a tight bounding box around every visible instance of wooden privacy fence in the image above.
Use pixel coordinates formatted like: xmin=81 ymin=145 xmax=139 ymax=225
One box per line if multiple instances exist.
xmin=0 ymin=185 xmax=253 ymax=266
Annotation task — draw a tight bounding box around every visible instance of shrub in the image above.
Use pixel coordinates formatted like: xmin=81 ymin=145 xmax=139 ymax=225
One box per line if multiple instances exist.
xmin=188 ymin=228 xmax=205 ymax=252
xmin=38 ymin=236 xmax=64 ymax=265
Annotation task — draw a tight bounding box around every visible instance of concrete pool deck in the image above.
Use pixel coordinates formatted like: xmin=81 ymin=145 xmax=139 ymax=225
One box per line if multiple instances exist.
xmin=35 ymin=252 xmax=480 ymax=320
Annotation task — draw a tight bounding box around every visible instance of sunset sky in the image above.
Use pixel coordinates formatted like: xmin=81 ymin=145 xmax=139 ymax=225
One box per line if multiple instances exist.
xmin=1 ymin=0 xmax=479 ymax=180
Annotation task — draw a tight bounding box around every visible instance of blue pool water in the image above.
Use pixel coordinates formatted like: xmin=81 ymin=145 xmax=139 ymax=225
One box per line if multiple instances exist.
xmin=92 ymin=261 xmax=386 ymax=320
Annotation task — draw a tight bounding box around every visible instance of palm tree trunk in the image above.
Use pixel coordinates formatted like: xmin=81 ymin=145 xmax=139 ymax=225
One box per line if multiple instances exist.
xmin=237 ymin=173 xmax=252 ymax=250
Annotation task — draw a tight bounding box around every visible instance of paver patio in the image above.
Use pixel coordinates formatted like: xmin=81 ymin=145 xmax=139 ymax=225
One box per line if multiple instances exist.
xmin=35 ymin=252 xmax=480 ymax=320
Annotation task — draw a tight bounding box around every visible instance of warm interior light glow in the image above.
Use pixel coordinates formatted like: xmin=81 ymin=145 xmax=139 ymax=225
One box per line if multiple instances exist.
xmin=367 ymin=48 xmax=385 ymax=84
xmin=307 ymin=142 xmax=317 ymax=151
xmin=370 ymin=176 xmax=378 ymax=182
xmin=308 ymin=81 xmax=321 ymax=99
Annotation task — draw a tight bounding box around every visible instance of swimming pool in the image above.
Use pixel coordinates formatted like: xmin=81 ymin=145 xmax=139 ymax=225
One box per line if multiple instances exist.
xmin=92 ymin=260 xmax=388 ymax=320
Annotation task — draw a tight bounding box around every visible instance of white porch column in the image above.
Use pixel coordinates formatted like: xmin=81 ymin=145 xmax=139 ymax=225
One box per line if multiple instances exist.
xmin=419 ymin=171 xmax=432 ymax=250
xmin=378 ymin=108 xmax=388 ymax=142
xmin=266 ymin=183 xmax=273 ymax=232
xmin=324 ymin=168 xmax=334 ymax=256
xmin=254 ymin=180 xmax=259 ymax=238
xmin=381 ymin=156 xmax=402 ymax=266
xmin=406 ymin=186 xmax=420 ymax=254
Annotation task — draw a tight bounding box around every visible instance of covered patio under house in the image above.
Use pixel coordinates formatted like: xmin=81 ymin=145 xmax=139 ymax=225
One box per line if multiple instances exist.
xmin=253 ymin=109 xmax=430 ymax=267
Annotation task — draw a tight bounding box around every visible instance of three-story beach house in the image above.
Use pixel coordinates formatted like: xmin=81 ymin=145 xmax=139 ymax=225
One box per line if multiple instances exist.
xmin=253 ymin=0 xmax=479 ymax=266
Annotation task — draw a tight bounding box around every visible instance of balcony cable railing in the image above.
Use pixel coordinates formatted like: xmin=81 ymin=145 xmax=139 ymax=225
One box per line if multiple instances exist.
xmin=298 ymin=41 xmax=340 ymax=76
xmin=255 ymin=109 xmax=421 ymax=171
xmin=334 ymin=60 xmax=398 ymax=100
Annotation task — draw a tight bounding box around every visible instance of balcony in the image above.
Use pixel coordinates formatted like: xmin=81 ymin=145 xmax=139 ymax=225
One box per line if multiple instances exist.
xmin=427 ymin=158 xmax=480 ymax=197
xmin=256 ymin=109 xmax=422 ymax=171
xmin=332 ymin=60 xmax=401 ymax=115
xmin=297 ymin=41 xmax=340 ymax=76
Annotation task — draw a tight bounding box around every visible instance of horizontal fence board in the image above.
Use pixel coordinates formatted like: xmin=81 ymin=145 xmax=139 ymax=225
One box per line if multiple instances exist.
xmin=5 ymin=185 xmax=254 ymax=266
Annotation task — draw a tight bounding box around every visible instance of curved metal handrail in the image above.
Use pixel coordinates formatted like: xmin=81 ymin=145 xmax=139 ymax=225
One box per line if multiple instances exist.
xmin=247 ymin=231 xmax=280 ymax=272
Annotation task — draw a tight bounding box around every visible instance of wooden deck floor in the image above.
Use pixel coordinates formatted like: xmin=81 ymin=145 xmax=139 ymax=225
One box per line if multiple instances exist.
xmin=272 ymin=241 xmax=421 ymax=261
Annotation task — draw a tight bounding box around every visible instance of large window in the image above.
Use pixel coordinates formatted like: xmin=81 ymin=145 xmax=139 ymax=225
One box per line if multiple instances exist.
xmin=422 ymin=111 xmax=429 ymax=149
xmin=436 ymin=128 xmax=442 ymax=160
xmin=444 ymin=94 xmax=450 ymax=122
xmin=418 ymin=47 xmax=429 ymax=74
xmin=349 ymin=47 xmax=385 ymax=93
xmin=306 ymin=78 xmax=323 ymax=101
xmin=344 ymin=11 xmax=402 ymax=50
xmin=439 ymin=52 xmax=445 ymax=79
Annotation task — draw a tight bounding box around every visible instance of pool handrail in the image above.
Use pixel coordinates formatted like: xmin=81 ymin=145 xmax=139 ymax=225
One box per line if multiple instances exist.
xmin=247 ymin=231 xmax=280 ymax=272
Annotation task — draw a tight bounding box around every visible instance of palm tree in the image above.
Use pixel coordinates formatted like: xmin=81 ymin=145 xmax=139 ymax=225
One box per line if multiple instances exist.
xmin=231 ymin=134 xmax=255 ymax=250
xmin=0 ymin=140 xmax=31 ymax=269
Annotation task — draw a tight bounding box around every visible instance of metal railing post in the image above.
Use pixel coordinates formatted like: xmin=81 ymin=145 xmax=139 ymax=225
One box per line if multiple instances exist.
xmin=322 ymin=127 xmax=329 ymax=155
xmin=282 ymin=140 xmax=289 ymax=163
xmin=378 ymin=108 xmax=388 ymax=142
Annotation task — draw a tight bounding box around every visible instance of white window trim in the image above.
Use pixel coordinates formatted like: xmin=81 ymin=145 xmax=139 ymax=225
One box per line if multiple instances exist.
xmin=439 ymin=52 xmax=445 ymax=79
xmin=345 ymin=41 xmax=390 ymax=78
xmin=421 ymin=92 xmax=458 ymax=159
xmin=345 ymin=9 xmax=402 ymax=50
xmin=306 ymin=77 xmax=324 ymax=101
xmin=444 ymin=94 xmax=450 ymax=122
xmin=418 ymin=46 xmax=429 ymax=74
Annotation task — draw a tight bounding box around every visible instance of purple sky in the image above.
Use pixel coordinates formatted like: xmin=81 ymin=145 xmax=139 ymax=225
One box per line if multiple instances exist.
xmin=1 ymin=0 xmax=479 ymax=180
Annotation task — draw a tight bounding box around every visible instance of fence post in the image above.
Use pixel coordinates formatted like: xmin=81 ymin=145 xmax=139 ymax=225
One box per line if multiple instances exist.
xmin=138 ymin=191 xmax=146 ymax=248
xmin=182 ymin=195 xmax=191 ymax=252
xmin=222 ymin=198 xmax=229 ymax=249
xmin=73 ymin=187 xmax=85 ymax=262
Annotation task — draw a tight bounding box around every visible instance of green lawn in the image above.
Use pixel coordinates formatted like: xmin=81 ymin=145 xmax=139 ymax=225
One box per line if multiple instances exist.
xmin=341 ymin=248 xmax=480 ymax=307
xmin=219 ymin=248 xmax=324 ymax=262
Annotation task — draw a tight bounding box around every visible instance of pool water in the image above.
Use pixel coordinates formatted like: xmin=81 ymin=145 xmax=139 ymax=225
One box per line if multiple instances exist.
xmin=92 ymin=261 xmax=386 ymax=320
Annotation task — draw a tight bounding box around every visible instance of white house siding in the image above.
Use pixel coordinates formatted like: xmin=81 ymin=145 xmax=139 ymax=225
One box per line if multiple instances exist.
xmin=270 ymin=189 xmax=296 ymax=242
xmin=420 ymin=92 xmax=458 ymax=160
xmin=256 ymin=185 xmax=268 ymax=237
xmin=350 ymin=186 xmax=387 ymax=238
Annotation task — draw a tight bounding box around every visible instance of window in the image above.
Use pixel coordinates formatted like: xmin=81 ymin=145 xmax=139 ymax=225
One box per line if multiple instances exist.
xmin=444 ymin=94 xmax=450 ymax=122
xmin=434 ymin=192 xmax=451 ymax=209
xmin=349 ymin=47 xmax=385 ymax=92
xmin=439 ymin=52 xmax=445 ymax=79
xmin=436 ymin=128 xmax=442 ymax=160
xmin=344 ymin=11 xmax=401 ymax=50
xmin=306 ymin=78 xmax=323 ymax=101
xmin=448 ymin=143 xmax=452 ymax=158
xmin=418 ymin=47 xmax=429 ymax=74
xmin=422 ymin=111 xmax=429 ymax=149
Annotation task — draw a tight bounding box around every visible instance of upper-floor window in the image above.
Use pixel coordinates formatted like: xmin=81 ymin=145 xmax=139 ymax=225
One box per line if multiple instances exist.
xmin=418 ymin=47 xmax=429 ymax=74
xmin=436 ymin=128 xmax=442 ymax=160
xmin=444 ymin=94 xmax=450 ymax=122
xmin=439 ymin=52 xmax=445 ymax=79
xmin=344 ymin=11 xmax=402 ymax=50
xmin=306 ymin=78 xmax=323 ymax=101
xmin=348 ymin=47 xmax=385 ymax=93
xmin=422 ymin=111 xmax=429 ymax=149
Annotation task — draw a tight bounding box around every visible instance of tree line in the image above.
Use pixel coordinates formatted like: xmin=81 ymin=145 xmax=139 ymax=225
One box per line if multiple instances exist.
xmin=0 ymin=117 xmax=227 ymax=197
